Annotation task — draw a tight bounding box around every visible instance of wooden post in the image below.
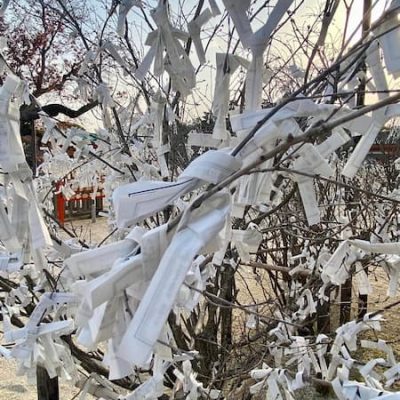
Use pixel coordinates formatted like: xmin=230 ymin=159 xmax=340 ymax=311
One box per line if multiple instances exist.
xmin=55 ymin=180 xmax=66 ymax=226
xmin=91 ymin=198 xmax=97 ymax=223
xmin=340 ymin=278 xmax=353 ymax=325
xmin=317 ymin=299 xmax=330 ymax=333
xmin=36 ymin=366 xmax=59 ymax=400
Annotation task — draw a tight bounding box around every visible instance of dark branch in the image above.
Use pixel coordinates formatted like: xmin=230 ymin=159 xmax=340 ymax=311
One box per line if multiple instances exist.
xmin=20 ymin=100 xmax=99 ymax=122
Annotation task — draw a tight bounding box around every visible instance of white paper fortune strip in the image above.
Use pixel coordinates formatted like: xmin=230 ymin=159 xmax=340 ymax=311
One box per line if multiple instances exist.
xmin=187 ymin=8 xmax=213 ymax=65
xmin=316 ymin=128 xmax=350 ymax=158
xmin=116 ymin=0 xmax=141 ymax=37
xmin=342 ymin=112 xmax=385 ymax=178
xmin=230 ymin=97 xmax=335 ymax=133
xmin=113 ymin=178 xmax=196 ymax=228
xmin=0 ymin=200 xmax=20 ymax=251
xmin=208 ymin=0 xmax=220 ymax=16
xmin=322 ymin=238 xmax=400 ymax=291
xmin=291 ymin=144 xmax=334 ymax=225
xmin=354 ymin=262 xmax=372 ymax=295
xmin=222 ymin=0 xmax=253 ymax=48
xmin=0 ymin=75 xmax=25 ymax=172
xmin=322 ymin=241 xmax=353 ymax=286
xmin=231 ymin=228 xmax=262 ymax=263
xmin=350 ymin=239 xmax=400 ymax=254
xmin=245 ymin=55 xmax=264 ymax=111
xmin=65 ymin=230 xmax=142 ymax=278
xmin=135 ymin=1 xmax=195 ymax=96
xmin=28 ymin=191 xmax=52 ymax=250
xmin=212 ymin=53 xmax=247 ymax=140
xmin=366 ymin=41 xmax=388 ymax=98
xmin=103 ymin=41 xmax=129 ymax=70
xmin=375 ymin=0 xmax=400 ymax=76
xmin=250 ymin=0 xmax=295 ymax=54
xmin=117 ymin=192 xmax=231 ymax=366
xmin=243 ymin=0 xmax=295 ymax=110
xmin=341 ymin=40 xmax=391 ymax=178
xmin=112 ymin=149 xmax=241 ymax=227
xmin=187 ymin=130 xmax=222 ymax=148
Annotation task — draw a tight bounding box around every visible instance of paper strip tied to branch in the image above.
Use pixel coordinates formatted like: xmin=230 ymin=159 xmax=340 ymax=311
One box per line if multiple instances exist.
xmin=208 ymin=0 xmax=220 ymax=16
xmin=116 ymin=0 xmax=142 ymax=37
xmin=102 ymin=40 xmax=129 ymax=70
xmin=287 ymin=143 xmax=334 ymax=226
xmin=187 ymin=8 xmax=213 ymax=65
xmin=374 ymin=0 xmax=400 ymax=77
xmin=0 ymin=200 xmax=20 ymax=252
xmin=342 ymin=41 xmax=392 ymax=178
xmin=333 ymin=380 xmax=395 ymax=400
xmin=67 ymin=223 xmax=173 ymax=378
xmin=230 ymin=96 xmax=336 ymax=135
xmin=222 ymin=0 xmax=252 ymax=48
xmin=231 ymin=227 xmax=262 ymax=263
xmin=116 ymin=192 xmax=231 ymax=366
xmin=65 ymin=227 xmax=144 ymax=278
xmin=223 ymin=0 xmax=294 ymax=109
xmin=0 ymin=75 xmax=25 ymax=172
xmin=0 ymin=76 xmax=52 ymax=256
xmin=187 ymin=130 xmax=222 ymax=148
xmin=212 ymin=53 xmax=248 ymax=141
xmin=3 ymin=293 xmax=79 ymax=381
xmin=322 ymin=238 xmax=400 ymax=294
xmin=135 ymin=1 xmax=195 ymax=96
xmin=112 ymin=149 xmax=241 ymax=227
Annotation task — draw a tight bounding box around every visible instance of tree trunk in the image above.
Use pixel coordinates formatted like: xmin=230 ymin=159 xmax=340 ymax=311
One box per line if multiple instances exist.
xmin=357 ymin=0 xmax=371 ymax=320
xmin=36 ymin=366 xmax=59 ymax=400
